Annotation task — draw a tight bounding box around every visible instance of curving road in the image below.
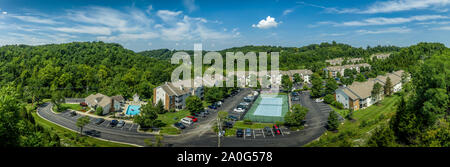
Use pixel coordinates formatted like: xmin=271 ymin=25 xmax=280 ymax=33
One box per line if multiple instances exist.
xmin=37 ymin=91 xmax=330 ymax=147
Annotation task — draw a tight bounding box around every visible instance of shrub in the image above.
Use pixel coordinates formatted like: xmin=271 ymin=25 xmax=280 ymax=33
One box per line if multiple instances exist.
xmin=243 ymin=119 xmax=253 ymax=125
xmin=332 ymin=101 xmax=344 ymax=109
xmin=95 ymin=107 xmax=103 ymax=116
xmin=324 ymin=94 xmax=335 ymax=104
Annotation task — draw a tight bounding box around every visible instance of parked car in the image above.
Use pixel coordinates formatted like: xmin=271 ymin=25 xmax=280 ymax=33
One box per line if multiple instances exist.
xmin=181 ymin=117 xmax=193 ymax=125
xmin=243 ymin=97 xmax=252 ymax=103
xmin=69 ymin=111 xmax=77 ymax=117
xmin=292 ymin=96 xmax=300 ymax=101
xmin=85 ymin=130 xmax=100 ymax=137
xmin=215 ymin=101 xmax=222 ymax=107
xmin=291 ymin=92 xmax=299 ymax=96
xmin=273 ymin=125 xmax=281 ymax=135
xmin=239 ymin=102 xmax=250 ymax=107
xmin=187 ymin=116 xmax=198 ymax=122
xmin=174 ymin=122 xmax=186 ymax=129
xmin=117 ymin=120 xmax=125 ymax=128
xmin=315 ymin=98 xmax=324 ymax=103
xmin=208 ymin=105 xmax=217 ymax=109
xmin=234 ymin=107 xmax=245 ymax=113
xmin=223 ymin=121 xmax=233 ymax=129
xmin=245 ymin=128 xmax=252 ymax=137
xmin=228 ymin=115 xmax=238 ymax=121
xmin=236 ymin=129 xmax=244 ymax=137
xmin=94 ymin=118 xmax=105 ymax=125
xmin=110 ymin=120 xmax=119 ymax=127
xmin=264 ymin=127 xmax=272 ymax=136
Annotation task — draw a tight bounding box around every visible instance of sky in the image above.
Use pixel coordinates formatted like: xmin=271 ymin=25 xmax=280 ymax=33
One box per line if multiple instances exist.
xmin=0 ymin=0 xmax=449 ymax=51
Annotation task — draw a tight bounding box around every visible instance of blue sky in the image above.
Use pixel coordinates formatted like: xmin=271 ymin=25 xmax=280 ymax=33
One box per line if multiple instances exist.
xmin=0 ymin=0 xmax=449 ymax=51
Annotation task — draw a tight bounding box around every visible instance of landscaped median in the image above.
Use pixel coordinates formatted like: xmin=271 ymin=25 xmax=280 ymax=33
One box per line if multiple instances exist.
xmin=139 ymin=109 xmax=191 ymax=135
xmin=306 ymin=95 xmax=400 ymax=147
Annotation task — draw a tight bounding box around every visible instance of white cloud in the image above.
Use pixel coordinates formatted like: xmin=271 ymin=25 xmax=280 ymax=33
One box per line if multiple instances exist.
xmin=356 ymin=27 xmax=412 ymax=34
xmin=301 ymin=0 xmax=450 ymax=14
xmin=183 ymin=0 xmax=198 ymax=12
xmin=252 ymin=16 xmax=279 ymax=29
xmin=360 ymin=0 xmax=450 ymax=14
xmin=283 ymin=9 xmax=293 ymax=16
xmin=336 ymin=15 xmax=449 ymax=26
xmin=52 ymin=26 xmax=112 ymax=35
xmin=431 ymin=26 xmax=450 ymax=30
xmin=157 ymin=10 xmax=182 ymax=22
xmin=10 ymin=15 xmax=60 ymax=24
xmin=2 ymin=11 xmax=6 ymax=15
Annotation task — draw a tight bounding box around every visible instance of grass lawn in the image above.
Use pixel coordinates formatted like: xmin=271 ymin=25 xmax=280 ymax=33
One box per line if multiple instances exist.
xmin=32 ymin=112 xmax=134 ymax=147
xmin=156 ymin=110 xmax=190 ymax=135
xmin=305 ymin=95 xmax=400 ymax=147
xmin=223 ymin=121 xmax=274 ymax=136
xmin=329 ymin=105 xmax=349 ymax=118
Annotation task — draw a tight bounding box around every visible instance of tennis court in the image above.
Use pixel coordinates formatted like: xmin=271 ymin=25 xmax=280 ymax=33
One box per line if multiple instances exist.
xmin=244 ymin=94 xmax=289 ymax=123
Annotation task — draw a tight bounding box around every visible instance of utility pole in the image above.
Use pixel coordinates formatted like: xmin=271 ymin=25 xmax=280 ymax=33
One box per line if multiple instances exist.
xmin=217 ymin=116 xmax=221 ymax=147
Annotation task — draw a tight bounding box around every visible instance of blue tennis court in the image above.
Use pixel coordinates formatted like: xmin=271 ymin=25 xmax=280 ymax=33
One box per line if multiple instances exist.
xmin=253 ymin=96 xmax=283 ymax=116
xmin=244 ymin=94 xmax=289 ymax=123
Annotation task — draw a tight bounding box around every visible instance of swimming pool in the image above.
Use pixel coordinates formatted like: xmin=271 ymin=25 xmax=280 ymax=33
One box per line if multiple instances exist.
xmin=126 ymin=105 xmax=141 ymax=115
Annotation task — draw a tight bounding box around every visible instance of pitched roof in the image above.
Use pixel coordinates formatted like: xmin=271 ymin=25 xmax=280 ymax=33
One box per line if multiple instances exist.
xmin=112 ymin=95 xmax=124 ymax=102
xmin=337 ymin=70 xmax=404 ymax=100
xmin=85 ymin=93 xmax=111 ymax=108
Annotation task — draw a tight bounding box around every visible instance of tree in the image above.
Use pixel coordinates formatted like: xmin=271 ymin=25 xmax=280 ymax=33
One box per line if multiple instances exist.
xmin=356 ymin=73 xmax=366 ymax=82
xmin=95 ymin=106 xmax=104 ymax=116
xmin=284 ymin=104 xmax=308 ymax=128
xmin=76 ymin=116 xmax=90 ymax=136
xmin=311 ymin=73 xmax=323 ymax=98
xmin=323 ymin=94 xmax=335 ymax=104
xmin=0 ymin=86 xmax=22 ymax=146
xmin=325 ymin=78 xmax=338 ymax=95
xmin=204 ymin=86 xmax=223 ymax=103
xmin=371 ymin=82 xmax=383 ymax=103
xmin=185 ymin=95 xmax=203 ymax=115
xmin=51 ymin=91 xmax=65 ymax=112
xmin=133 ymin=103 xmax=163 ymax=129
xmin=155 ymin=100 xmax=167 ymax=114
xmin=293 ymin=73 xmax=303 ymax=84
xmin=281 ymin=75 xmax=293 ymax=92
xmin=327 ymin=110 xmax=339 ymax=131
xmin=367 ymin=125 xmax=396 ymax=147
xmin=384 ymin=77 xmax=393 ymax=96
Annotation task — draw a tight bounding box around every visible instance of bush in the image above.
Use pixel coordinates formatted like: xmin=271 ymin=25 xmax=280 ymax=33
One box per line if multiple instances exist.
xmin=275 ymin=121 xmax=284 ymax=126
xmin=95 ymin=107 xmax=103 ymax=116
xmin=324 ymin=94 xmax=335 ymax=104
xmin=332 ymin=101 xmax=344 ymax=109
xmin=169 ymin=108 xmax=176 ymax=113
xmin=243 ymin=119 xmax=253 ymax=125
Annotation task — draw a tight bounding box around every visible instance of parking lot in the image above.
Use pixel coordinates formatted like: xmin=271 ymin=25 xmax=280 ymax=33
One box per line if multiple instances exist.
xmin=239 ymin=127 xmax=292 ymax=140
xmin=60 ymin=111 xmax=139 ymax=133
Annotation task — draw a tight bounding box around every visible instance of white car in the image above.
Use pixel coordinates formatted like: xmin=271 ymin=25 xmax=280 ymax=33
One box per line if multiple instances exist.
xmin=315 ymin=98 xmax=324 ymax=103
xmin=234 ymin=107 xmax=245 ymax=112
xmin=181 ymin=117 xmax=193 ymax=125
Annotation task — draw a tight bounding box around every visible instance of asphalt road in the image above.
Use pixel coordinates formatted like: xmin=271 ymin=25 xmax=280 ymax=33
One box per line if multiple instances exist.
xmin=37 ymin=90 xmax=330 ymax=147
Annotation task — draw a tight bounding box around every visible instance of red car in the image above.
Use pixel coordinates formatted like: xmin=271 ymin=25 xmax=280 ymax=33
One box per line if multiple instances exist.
xmin=187 ymin=116 xmax=198 ymax=122
xmin=273 ymin=125 xmax=281 ymax=135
